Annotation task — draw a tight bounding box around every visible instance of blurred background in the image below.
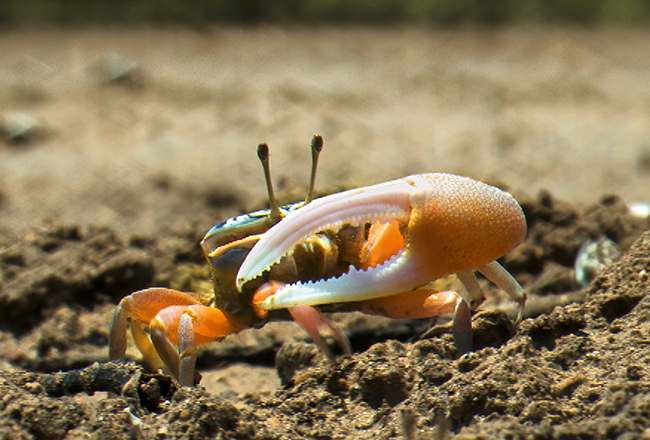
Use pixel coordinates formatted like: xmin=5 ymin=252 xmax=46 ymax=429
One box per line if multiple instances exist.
xmin=2 ymin=0 xmax=650 ymax=26
xmin=1 ymin=0 xmax=650 ymax=237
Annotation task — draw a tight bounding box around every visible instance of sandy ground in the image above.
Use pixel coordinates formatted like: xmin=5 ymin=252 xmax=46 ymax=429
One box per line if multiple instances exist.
xmin=1 ymin=25 xmax=650 ymax=439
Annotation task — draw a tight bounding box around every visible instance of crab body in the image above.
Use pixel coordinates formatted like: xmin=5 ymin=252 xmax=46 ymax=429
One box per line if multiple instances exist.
xmin=199 ymin=202 xmax=307 ymax=328
xmin=109 ymin=137 xmax=527 ymax=387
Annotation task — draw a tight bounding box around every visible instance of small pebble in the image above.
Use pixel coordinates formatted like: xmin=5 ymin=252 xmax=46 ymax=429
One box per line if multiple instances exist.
xmin=574 ymin=235 xmax=622 ymax=287
xmin=3 ymin=112 xmax=41 ymax=143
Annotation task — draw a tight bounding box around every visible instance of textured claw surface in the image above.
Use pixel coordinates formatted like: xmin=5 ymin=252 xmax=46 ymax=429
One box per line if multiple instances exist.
xmin=240 ymin=173 xmax=526 ymax=310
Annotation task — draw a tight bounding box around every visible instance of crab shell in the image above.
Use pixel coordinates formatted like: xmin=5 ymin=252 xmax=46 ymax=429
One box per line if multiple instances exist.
xmin=237 ymin=173 xmax=526 ymax=310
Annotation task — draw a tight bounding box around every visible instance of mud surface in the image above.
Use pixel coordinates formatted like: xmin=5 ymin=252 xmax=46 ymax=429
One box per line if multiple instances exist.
xmin=1 ymin=26 xmax=650 ymax=439
xmin=0 ymin=193 xmax=649 ymax=439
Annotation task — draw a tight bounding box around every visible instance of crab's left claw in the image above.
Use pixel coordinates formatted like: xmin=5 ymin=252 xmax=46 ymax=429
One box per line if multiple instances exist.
xmin=238 ymin=173 xmax=527 ymax=313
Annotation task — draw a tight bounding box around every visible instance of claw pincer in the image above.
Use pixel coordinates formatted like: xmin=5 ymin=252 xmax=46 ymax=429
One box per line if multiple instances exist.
xmin=239 ymin=173 xmax=526 ymax=313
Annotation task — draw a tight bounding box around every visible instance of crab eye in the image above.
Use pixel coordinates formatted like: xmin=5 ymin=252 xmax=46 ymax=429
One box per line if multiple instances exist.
xmin=201 ymin=210 xmax=275 ymax=255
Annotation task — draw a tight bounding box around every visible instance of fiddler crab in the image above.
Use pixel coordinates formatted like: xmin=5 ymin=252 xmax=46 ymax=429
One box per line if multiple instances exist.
xmin=109 ymin=135 xmax=527 ymax=387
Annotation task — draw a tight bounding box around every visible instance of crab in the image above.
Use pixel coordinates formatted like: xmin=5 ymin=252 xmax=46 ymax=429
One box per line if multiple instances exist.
xmin=109 ymin=135 xmax=527 ymax=387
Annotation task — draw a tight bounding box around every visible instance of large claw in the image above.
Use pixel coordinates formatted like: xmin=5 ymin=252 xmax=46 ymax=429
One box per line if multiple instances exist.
xmin=237 ymin=173 xmax=527 ymax=311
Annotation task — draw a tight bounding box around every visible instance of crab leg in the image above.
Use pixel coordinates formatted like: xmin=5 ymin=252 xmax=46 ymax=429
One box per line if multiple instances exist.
xmin=109 ymin=288 xmax=246 ymax=386
xmin=345 ymin=289 xmax=459 ymax=319
xmin=350 ymin=288 xmax=474 ymax=355
xmin=455 ymin=270 xmax=487 ymax=310
xmin=454 ymin=263 xmax=527 ymax=320
xmin=452 ymin=298 xmax=473 ymax=355
xmin=254 ymin=282 xmax=467 ymax=356
xmin=476 ymin=261 xmax=527 ymax=322
xmin=149 ymin=307 xmax=197 ymax=386
xmin=149 ymin=303 xmax=246 ymax=386
xmin=109 ymin=288 xmax=204 ymax=363
xmin=287 ymin=305 xmax=352 ymax=362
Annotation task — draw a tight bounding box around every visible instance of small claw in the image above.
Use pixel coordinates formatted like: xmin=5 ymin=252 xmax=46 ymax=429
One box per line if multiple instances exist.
xmin=112 ymin=287 xmax=249 ymax=387
xmin=109 ymin=288 xmax=204 ymax=371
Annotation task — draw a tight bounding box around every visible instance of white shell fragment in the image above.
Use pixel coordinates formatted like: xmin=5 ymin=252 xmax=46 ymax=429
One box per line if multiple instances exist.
xmin=574 ymin=235 xmax=622 ymax=287
xmin=2 ymin=112 xmax=41 ymax=142
xmin=102 ymin=53 xmax=142 ymax=87
xmin=628 ymin=202 xmax=650 ymax=219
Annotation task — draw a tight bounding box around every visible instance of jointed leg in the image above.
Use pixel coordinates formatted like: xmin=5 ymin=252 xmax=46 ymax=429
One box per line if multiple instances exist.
xmin=349 ymin=288 xmax=472 ymax=356
xmin=109 ymin=288 xmax=203 ymax=363
xmin=476 ymin=262 xmax=527 ymax=322
xmin=109 ymin=288 xmax=245 ymax=387
xmin=349 ymin=288 xmax=459 ymax=319
xmin=455 ymin=270 xmax=486 ymax=310
xmin=288 ymin=306 xmax=351 ymax=363
xmin=150 ymin=308 xmax=198 ymax=387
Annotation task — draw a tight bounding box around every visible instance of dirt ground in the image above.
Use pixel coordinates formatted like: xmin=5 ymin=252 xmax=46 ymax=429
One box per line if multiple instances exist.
xmin=1 ymin=25 xmax=650 ymax=439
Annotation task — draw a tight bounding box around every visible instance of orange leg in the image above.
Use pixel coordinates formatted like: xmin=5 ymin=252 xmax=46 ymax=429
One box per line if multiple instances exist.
xmin=109 ymin=288 xmax=204 ymax=363
xmin=149 ymin=303 xmax=246 ymax=386
xmin=109 ymin=288 xmax=245 ymax=386
xmin=349 ymin=288 xmax=459 ymax=319
xmin=347 ymin=288 xmax=472 ymax=356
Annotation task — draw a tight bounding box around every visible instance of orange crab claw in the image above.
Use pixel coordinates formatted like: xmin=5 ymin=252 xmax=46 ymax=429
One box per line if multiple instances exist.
xmin=239 ymin=173 xmax=526 ymax=313
xmin=109 ymin=288 xmax=203 ymax=363
xmin=359 ymin=220 xmax=405 ymax=271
